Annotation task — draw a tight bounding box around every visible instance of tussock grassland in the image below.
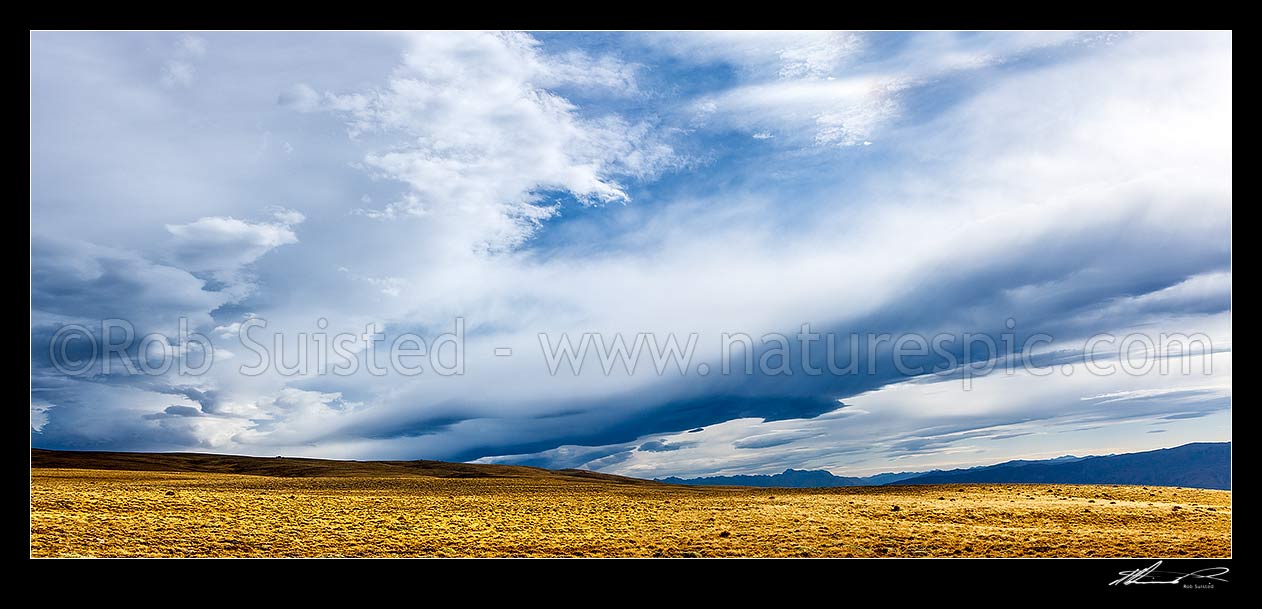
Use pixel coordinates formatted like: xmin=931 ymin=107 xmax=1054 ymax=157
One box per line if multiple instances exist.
xmin=31 ymin=468 xmax=1230 ymax=557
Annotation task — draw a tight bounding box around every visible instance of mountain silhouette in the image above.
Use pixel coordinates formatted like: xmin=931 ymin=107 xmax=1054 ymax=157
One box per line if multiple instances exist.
xmin=658 ymin=442 xmax=1230 ymax=490
xmin=898 ymin=442 xmax=1229 ymax=489
xmin=658 ymin=468 xmax=921 ymax=487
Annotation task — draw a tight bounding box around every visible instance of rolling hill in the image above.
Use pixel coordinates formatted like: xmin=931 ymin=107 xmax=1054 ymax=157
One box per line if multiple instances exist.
xmin=29 ymin=448 xmax=658 ymax=485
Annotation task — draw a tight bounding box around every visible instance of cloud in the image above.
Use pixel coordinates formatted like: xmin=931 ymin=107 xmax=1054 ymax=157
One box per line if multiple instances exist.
xmin=693 ymin=76 xmax=903 ymax=146
xmin=29 ymin=32 xmax=1231 ymax=475
xmin=30 ymin=237 xmax=231 ymax=331
xmin=161 ymin=61 xmax=195 ymax=88
xmin=990 ymin=432 xmax=1034 ymax=441
xmin=300 ymin=31 xmax=677 ymax=250
xmin=637 ymin=439 xmax=698 ymax=452
xmin=638 ymin=31 xmax=863 ymax=78
xmin=161 ymin=35 xmax=208 ymax=88
xmin=475 ymin=443 xmax=635 ymax=470
xmin=143 ymin=405 xmax=205 ymax=420
xmin=656 ymin=31 xmax=1085 ymax=146
xmin=31 ymin=403 xmax=52 ymax=432
xmin=337 ymin=267 xmax=405 ymax=297
xmin=277 ymin=83 xmax=323 ymax=112
xmin=732 ymin=430 xmax=823 ymax=450
xmin=178 ymin=35 xmax=207 ymax=58
xmin=492 ymin=350 xmax=1230 ymax=478
xmin=267 ymin=206 xmax=306 ymax=225
xmin=777 ymin=32 xmax=863 ymax=79
xmin=166 ymin=216 xmax=299 ymax=274
xmin=535 ymin=49 xmax=641 ymax=94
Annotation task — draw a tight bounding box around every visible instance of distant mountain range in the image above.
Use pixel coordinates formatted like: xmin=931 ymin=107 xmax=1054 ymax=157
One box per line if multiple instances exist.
xmin=657 ymin=469 xmax=923 ymax=487
xmin=658 ymin=442 xmax=1230 ymax=490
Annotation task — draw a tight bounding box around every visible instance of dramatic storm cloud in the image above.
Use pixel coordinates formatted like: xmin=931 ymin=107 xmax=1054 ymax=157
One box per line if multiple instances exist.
xmin=30 ymin=31 xmax=1231 ymax=477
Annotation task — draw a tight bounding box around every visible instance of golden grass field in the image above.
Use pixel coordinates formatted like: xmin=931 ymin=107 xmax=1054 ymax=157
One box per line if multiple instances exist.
xmin=31 ymin=467 xmax=1230 ymax=558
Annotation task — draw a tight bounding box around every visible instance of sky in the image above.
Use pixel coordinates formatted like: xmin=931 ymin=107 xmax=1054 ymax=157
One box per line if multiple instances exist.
xmin=30 ymin=31 xmax=1231 ymax=478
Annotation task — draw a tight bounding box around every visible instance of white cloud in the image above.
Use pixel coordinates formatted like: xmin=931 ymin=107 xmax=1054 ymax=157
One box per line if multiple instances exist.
xmin=536 ymin=49 xmax=641 ymax=93
xmin=351 ymin=192 xmax=428 ymax=220
xmin=177 ymin=35 xmax=207 ymax=58
xmin=166 ymin=216 xmax=299 ymax=273
xmin=642 ymin=31 xmax=863 ymax=79
xmin=161 ymin=35 xmax=208 ymax=88
xmin=161 ymin=61 xmax=195 ymax=88
xmin=303 ymin=31 xmax=676 ymax=251
xmin=230 ymin=388 xmax=364 ymax=446
xmin=278 ymin=83 xmax=323 ymax=112
xmin=213 ymin=321 xmax=245 ymax=339
xmin=777 ymin=32 xmax=863 ymax=79
xmin=696 ymin=76 xmax=904 ymax=146
xmin=656 ymin=31 xmax=1085 ymax=146
xmin=267 ymin=206 xmax=306 ymax=225
xmin=30 ymin=402 xmax=52 ymax=432
xmin=338 ymin=266 xmax=405 ymax=297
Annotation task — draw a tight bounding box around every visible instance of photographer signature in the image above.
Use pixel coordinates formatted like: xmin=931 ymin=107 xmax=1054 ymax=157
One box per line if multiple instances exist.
xmin=1110 ymin=561 xmax=1230 ymax=586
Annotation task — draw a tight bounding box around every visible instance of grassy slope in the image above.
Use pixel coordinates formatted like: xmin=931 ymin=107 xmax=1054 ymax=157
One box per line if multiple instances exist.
xmin=30 ymin=448 xmax=654 ymax=485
